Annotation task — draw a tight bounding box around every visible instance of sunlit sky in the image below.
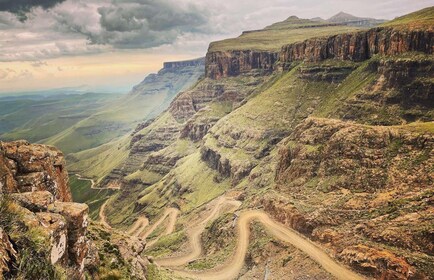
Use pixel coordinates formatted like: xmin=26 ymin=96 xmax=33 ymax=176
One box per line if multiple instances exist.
xmin=0 ymin=0 xmax=432 ymax=93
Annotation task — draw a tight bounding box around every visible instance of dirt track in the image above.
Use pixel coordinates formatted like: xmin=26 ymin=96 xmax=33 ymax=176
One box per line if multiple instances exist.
xmin=99 ymin=199 xmax=112 ymax=229
xmin=74 ymin=173 xmax=120 ymax=190
xmin=100 ymin=195 xmax=364 ymax=280
xmin=156 ymin=197 xmax=241 ymax=267
xmin=165 ymin=209 xmax=365 ymax=280
xmin=140 ymin=208 xmax=179 ymax=248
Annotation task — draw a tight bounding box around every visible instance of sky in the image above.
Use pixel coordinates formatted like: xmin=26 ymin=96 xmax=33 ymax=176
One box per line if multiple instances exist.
xmin=0 ymin=0 xmax=432 ymax=93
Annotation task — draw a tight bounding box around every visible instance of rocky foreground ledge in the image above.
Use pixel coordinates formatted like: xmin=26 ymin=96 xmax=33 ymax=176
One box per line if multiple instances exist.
xmin=0 ymin=140 xmax=98 ymax=279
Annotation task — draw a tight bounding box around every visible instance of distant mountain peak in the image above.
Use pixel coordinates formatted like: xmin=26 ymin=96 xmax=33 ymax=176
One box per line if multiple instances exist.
xmin=326 ymin=11 xmax=386 ymax=26
xmin=328 ymin=11 xmax=360 ymax=22
xmin=286 ymin=15 xmax=300 ymax=20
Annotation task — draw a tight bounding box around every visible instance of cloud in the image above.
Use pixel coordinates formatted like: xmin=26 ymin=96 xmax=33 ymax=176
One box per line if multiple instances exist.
xmin=0 ymin=0 xmax=66 ymax=21
xmin=0 ymin=0 xmax=432 ymax=62
xmin=84 ymin=0 xmax=210 ymax=48
xmin=31 ymin=60 xmax=48 ymax=67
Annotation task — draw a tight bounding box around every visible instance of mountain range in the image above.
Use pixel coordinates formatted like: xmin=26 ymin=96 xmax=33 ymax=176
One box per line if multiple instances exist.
xmin=0 ymin=6 xmax=433 ymax=280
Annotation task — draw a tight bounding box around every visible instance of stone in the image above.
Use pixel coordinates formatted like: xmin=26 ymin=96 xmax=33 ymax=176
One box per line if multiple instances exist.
xmin=36 ymin=212 xmax=68 ymax=265
xmin=0 ymin=141 xmax=71 ymax=202
xmin=0 ymin=228 xmax=18 ymax=276
xmin=11 ymin=191 xmax=54 ymax=212
xmin=48 ymin=202 xmax=89 ymax=272
xmin=339 ymin=245 xmax=414 ymax=279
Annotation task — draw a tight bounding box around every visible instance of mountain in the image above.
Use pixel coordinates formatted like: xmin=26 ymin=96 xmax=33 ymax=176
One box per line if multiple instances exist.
xmin=44 ymin=58 xmax=204 ymax=154
xmin=90 ymin=7 xmax=433 ymax=280
xmin=326 ymin=11 xmax=386 ymax=26
xmin=1 ymin=6 xmax=433 ymax=280
xmin=0 ymin=58 xmax=204 ymax=156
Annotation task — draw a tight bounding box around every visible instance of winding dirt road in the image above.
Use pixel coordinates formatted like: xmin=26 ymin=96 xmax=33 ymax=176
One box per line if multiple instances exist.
xmin=172 ymin=210 xmax=365 ymax=280
xmin=74 ymin=173 xmax=120 ymax=190
xmin=127 ymin=217 xmax=149 ymax=236
xmin=156 ymin=196 xmax=241 ymax=267
xmin=99 ymin=199 xmax=112 ymax=229
xmin=141 ymin=208 xmax=179 ymax=248
xmin=99 ymin=194 xmax=364 ymax=280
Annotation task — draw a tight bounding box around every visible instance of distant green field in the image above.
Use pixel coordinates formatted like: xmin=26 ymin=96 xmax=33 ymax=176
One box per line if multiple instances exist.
xmin=0 ymin=93 xmax=119 ymax=143
xmin=69 ymin=174 xmax=117 ymax=220
xmin=209 ymin=17 xmax=362 ymax=52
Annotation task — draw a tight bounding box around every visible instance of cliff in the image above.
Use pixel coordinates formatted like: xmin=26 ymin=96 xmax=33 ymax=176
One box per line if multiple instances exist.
xmin=205 ymin=50 xmax=278 ymax=79
xmin=0 ymin=141 xmax=96 ymax=279
xmin=270 ymin=118 xmax=433 ymax=279
xmin=279 ymin=27 xmax=433 ymax=69
xmin=163 ymin=57 xmax=205 ymax=70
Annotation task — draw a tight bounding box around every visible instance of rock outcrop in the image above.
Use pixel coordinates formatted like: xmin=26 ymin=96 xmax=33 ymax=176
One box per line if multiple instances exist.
xmin=206 ymin=50 xmax=278 ymax=79
xmin=0 ymin=140 xmax=95 ymax=279
xmin=0 ymin=140 xmax=71 ymax=201
xmin=279 ymin=27 xmax=433 ymax=69
xmin=272 ymin=118 xmax=433 ymax=278
xmin=0 ymin=228 xmax=17 ymax=276
xmin=163 ymin=57 xmax=205 ymax=70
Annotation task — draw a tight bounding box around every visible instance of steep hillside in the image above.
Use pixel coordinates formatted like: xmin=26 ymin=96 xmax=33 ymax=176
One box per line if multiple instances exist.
xmin=88 ymin=7 xmax=434 ymax=280
xmin=45 ymin=58 xmax=204 ymax=154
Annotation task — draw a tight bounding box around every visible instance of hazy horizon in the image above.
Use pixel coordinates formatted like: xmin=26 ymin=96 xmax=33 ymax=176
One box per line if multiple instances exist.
xmin=1 ymin=0 xmax=432 ymax=93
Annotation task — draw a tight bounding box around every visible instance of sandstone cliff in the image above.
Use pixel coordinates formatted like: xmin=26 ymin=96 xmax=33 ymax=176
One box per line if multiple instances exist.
xmin=279 ymin=27 xmax=433 ymax=69
xmin=205 ymin=50 xmax=278 ymax=79
xmin=0 ymin=141 xmax=96 ymax=279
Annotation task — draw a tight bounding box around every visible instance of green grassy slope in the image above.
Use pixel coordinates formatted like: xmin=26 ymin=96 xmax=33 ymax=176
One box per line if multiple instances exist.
xmin=381 ymin=6 xmax=434 ymax=28
xmin=69 ymin=174 xmax=117 ymax=219
xmin=209 ymin=17 xmax=361 ymax=52
xmin=45 ymin=64 xmax=203 ymax=154
xmin=67 ymin=134 xmax=131 ymax=182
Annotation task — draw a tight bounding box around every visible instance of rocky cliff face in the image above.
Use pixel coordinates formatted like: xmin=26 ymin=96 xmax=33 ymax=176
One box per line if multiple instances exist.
xmin=270 ymin=118 xmax=433 ymax=279
xmin=0 ymin=140 xmax=71 ymax=202
xmin=0 ymin=141 xmax=95 ymax=279
xmin=163 ymin=57 xmax=205 ymax=70
xmin=279 ymin=27 xmax=433 ymax=69
xmin=206 ymin=50 xmax=278 ymax=79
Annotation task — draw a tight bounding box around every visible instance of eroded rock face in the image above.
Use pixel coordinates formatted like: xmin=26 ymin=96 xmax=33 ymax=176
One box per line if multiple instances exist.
xmin=0 ymin=140 xmax=71 ymax=202
xmin=272 ymin=117 xmax=433 ymax=278
xmin=279 ymin=27 xmax=433 ymax=68
xmin=275 ymin=118 xmax=433 ymax=192
xmin=36 ymin=212 xmax=68 ymax=265
xmin=0 ymin=141 xmax=95 ymax=278
xmin=48 ymin=202 xmax=90 ymax=272
xmin=339 ymin=245 xmax=414 ymax=279
xmin=0 ymin=228 xmax=17 ymax=276
xmin=206 ymin=50 xmax=278 ymax=79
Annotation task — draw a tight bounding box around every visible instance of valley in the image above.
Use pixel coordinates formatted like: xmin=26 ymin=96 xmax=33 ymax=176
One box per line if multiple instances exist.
xmin=0 ymin=6 xmax=433 ymax=280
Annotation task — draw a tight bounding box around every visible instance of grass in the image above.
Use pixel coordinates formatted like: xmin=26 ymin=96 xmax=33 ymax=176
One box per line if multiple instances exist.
xmin=125 ymin=169 xmax=163 ymax=185
xmin=138 ymin=151 xmax=231 ymax=214
xmin=69 ymin=174 xmax=117 ymax=220
xmin=0 ymin=92 xmax=117 ymax=143
xmin=0 ymin=197 xmax=63 ymax=279
xmin=209 ymin=17 xmax=361 ymax=52
xmin=381 ymin=6 xmax=434 ymax=29
xmin=145 ymin=230 xmax=187 ymax=258
xmin=67 ymin=134 xmax=130 ymax=182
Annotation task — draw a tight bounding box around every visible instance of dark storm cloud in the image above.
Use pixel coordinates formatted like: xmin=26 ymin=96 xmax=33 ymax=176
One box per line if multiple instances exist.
xmin=0 ymin=0 xmax=66 ymax=21
xmin=86 ymin=0 xmax=210 ymax=48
